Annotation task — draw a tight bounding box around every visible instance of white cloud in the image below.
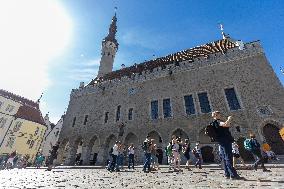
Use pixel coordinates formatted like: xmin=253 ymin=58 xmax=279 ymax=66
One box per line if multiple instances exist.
xmin=0 ymin=0 xmax=72 ymax=100
xmin=67 ymin=58 xmax=100 ymax=82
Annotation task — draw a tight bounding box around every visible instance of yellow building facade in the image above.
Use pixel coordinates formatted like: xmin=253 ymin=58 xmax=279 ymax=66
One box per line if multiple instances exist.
xmin=0 ymin=89 xmax=46 ymax=162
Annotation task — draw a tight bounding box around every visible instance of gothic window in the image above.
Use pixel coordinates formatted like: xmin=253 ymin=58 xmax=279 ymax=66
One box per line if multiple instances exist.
xmin=163 ymin=98 xmax=172 ymax=118
xmin=184 ymin=95 xmax=195 ymax=115
xmin=151 ymin=100 xmax=159 ymax=120
xmin=198 ymin=92 xmax=211 ymax=113
xmin=0 ymin=117 xmax=7 ymax=128
xmin=128 ymin=108 xmax=133 ymax=120
xmin=6 ymin=137 xmax=15 ymax=148
xmin=72 ymin=117 xmax=76 ymax=127
xmin=83 ymin=115 xmax=88 ymax=125
xmin=34 ymin=127 xmax=39 ymax=135
xmin=104 ymin=112 xmax=109 ymax=123
xmin=55 ymin=130 xmax=59 ymax=137
xmin=29 ymin=140 xmax=35 ymax=149
xmin=13 ymin=121 xmax=22 ymax=132
xmin=224 ymin=88 xmax=241 ymax=110
xmin=116 ymin=106 xmax=121 ymax=122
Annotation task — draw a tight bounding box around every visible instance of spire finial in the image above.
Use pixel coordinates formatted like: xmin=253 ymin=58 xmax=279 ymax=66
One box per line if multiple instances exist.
xmin=37 ymin=92 xmax=43 ymax=103
xmin=219 ymin=23 xmax=226 ymax=39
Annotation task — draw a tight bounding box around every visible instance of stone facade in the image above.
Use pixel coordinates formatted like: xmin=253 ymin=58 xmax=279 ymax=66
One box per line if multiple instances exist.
xmin=57 ymin=16 xmax=284 ymax=165
xmin=40 ymin=114 xmax=64 ymax=157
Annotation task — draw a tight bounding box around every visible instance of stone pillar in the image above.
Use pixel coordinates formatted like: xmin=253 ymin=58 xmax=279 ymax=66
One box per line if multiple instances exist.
xmin=96 ymin=145 xmax=107 ymax=165
xmin=64 ymin=143 xmax=77 ymax=165
xmin=81 ymin=145 xmax=91 ymax=165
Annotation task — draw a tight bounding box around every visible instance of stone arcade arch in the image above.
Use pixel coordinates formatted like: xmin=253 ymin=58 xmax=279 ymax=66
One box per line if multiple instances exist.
xmin=82 ymin=135 xmax=100 ymax=165
xmin=64 ymin=137 xmax=83 ymax=165
xmin=147 ymin=131 xmax=163 ymax=148
xmin=201 ymin=146 xmax=214 ymax=163
xmin=263 ymin=124 xmax=284 ymax=155
xmin=199 ymin=128 xmax=212 ymax=144
xmin=124 ymin=132 xmax=141 ymax=164
xmin=103 ymin=134 xmax=117 ymax=165
xmin=172 ymin=128 xmax=189 ymax=140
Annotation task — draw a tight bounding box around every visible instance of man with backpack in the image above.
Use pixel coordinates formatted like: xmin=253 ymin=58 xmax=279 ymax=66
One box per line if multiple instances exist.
xmin=142 ymin=135 xmax=151 ymax=173
xmin=244 ymin=134 xmax=269 ymax=172
xmin=210 ymin=111 xmax=242 ymax=179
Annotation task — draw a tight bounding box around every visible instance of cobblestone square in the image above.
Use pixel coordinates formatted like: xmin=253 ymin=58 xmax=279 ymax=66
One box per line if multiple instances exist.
xmin=1 ymin=165 xmax=283 ymax=189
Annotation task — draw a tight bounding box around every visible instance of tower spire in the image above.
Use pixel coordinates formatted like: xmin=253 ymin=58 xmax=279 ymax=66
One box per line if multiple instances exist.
xmin=219 ymin=23 xmax=226 ymax=39
xmin=103 ymin=8 xmax=119 ymax=48
xmin=97 ymin=9 xmax=119 ymax=78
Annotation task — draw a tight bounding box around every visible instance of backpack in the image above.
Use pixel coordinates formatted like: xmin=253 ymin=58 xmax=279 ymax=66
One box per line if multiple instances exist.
xmin=244 ymin=139 xmax=260 ymax=151
xmin=109 ymin=147 xmax=113 ymax=155
xmin=243 ymin=139 xmax=252 ymax=151
xmin=205 ymin=123 xmax=218 ymax=142
xmin=142 ymin=141 xmax=148 ymax=151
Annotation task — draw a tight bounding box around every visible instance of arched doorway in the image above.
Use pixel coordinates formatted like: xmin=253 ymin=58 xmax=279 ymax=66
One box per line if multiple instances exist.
xmin=201 ymin=146 xmax=214 ymax=163
xmin=172 ymin=128 xmax=189 ymax=141
xmin=199 ymin=128 xmax=211 ymax=144
xmin=237 ymin=137 xmax=254 ymax=162
xmin=263 ymin=124 xmax=284 ymax=154
xmin=88 ymin=136 xmax=100 ymax=165
xmin=124 ymin=132 xmax=140 ymax=164
xmin=103 ymin=134 xmax=117 ymax=165
xmin=147 ymin=131 xmax=164 ymax=164
xmin=75 ymin=139 xmax=83 ymax=165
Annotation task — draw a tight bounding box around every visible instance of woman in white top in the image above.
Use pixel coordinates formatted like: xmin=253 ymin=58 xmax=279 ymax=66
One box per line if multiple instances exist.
xmin=232 ymin=141 xmax=246 ymax=168
xmin=128 ymin=143 xmax=135 ymax=169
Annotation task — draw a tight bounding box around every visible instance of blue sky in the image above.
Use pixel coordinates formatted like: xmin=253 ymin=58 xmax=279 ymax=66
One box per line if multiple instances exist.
xmin=1 ymin=0 xmax=283 ymax=123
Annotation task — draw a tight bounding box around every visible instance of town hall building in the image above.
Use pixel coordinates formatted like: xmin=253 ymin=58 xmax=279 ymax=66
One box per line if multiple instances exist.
xmin=57 ymin=13 xmax=284 ymax=165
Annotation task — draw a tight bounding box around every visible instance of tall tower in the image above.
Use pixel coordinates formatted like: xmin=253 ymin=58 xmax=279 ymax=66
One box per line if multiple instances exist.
xmin=97 ymin=13 xmax=119 ymax=78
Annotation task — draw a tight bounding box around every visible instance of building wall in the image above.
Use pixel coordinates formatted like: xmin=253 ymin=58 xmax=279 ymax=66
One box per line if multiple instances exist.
xmin=0 ymin=96 xmax=21 ymax=147
xmin=0 ymin=118 xmax=46 ymax=161
xmin=41 ymin=116 xmax=64 ymax=157
xmin=58 ymin=41 xmax=284 ymax=165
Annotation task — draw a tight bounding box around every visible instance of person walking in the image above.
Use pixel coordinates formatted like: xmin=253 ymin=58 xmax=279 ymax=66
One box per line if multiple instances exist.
xmin=210 ymin=111 xmax=241 ymax=179
xmin=35 ymin=150 xmax=45 ymax=169
xmin=172 ymin=137 xmax=181 ymax=172
xmin=108 ymin=141 xmax=119 ymax=172
xmin=142 ymin=135 xmax=151 ymax=173
xmin=6 ymin=150 xmax=17 ymax=169
xmin=47 ymin=142 xmax=60 ymax=171
xmin=166 ymin=141 xmax=173 ymax=171
xmin=128 ymin=143 xmax=135 ymax=169
xmin=192 ymin=143 xmax=202 ymax=169
xmin=248 ymin=134 xmax=269 ymax=172
xmin=232 ymin=141 xmax=246 ymax=168
xmin=183 ymin=139 xmax=192 ymax=170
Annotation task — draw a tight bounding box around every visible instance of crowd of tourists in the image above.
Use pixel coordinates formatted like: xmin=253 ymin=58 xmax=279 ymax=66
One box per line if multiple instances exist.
xmin=106 ymin=111 xmax=279 ymax=180
xmin=0 ymin=142 xmax=60 ymax=171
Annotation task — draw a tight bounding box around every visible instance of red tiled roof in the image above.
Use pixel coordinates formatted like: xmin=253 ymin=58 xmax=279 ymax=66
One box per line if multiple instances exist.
xmin=89 ymin=38 xmax=237 ymax=85
xmin=15 ymin=105 xmax=46 ymax=126
xmin=0 ymin=89 xmax=46 ymax=126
